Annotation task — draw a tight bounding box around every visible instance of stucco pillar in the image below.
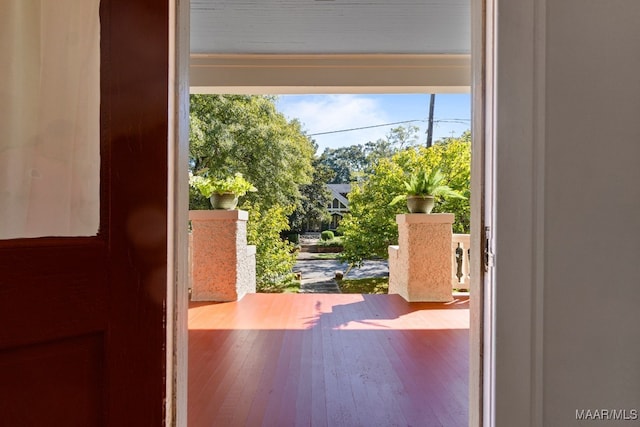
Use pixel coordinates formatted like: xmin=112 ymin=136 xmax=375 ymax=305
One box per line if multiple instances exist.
xmin=388 ymin=213 xmax=454 ymax=302
xmin=189 ymin=210 xmax=256 ymax=301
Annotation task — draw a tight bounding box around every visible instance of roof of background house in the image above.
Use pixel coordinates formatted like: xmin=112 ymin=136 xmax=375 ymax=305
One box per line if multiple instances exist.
xmin=327 ymin=184 xmax=351 ymax=208
xmin=327 ymin=183 xmax=350 ymax=195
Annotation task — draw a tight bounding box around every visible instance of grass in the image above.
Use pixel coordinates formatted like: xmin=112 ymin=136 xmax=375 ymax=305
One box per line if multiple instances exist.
xmin=282 ymin=283 xmax=301 ymax=293
xmin=337 ymin=277 xmax=389 ymax=294
xmin=260 ymin=283 xmax=301 ymax=293
xmin=311 ymin=253 xmax=340 ymax=260
xmin=259 ymin=275 xmax=301 ymax=293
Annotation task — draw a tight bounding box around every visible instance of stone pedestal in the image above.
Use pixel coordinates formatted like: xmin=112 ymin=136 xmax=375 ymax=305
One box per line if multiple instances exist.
xmin=189 ymin=210 xmax=256 ymax=301
xmin=388 ymin=213 xmax=454 ymax=302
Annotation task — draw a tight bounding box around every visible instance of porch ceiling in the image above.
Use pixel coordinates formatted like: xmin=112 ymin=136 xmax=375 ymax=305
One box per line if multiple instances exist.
xmin=189 ymin=1 xmax=471 ymax=93
xmin=190 ymin=0 xmax=470 ymax=55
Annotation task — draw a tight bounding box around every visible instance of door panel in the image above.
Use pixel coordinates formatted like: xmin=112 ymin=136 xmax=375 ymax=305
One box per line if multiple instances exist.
xmin=0 ymin=1 xmax=169 ymax=425
xmin=0 ymin=242 xmax=107 ymax=349
xmin=0 ymin=334 xmax=105 ymax=427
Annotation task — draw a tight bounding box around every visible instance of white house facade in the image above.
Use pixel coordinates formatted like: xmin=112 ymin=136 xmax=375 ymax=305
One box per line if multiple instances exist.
xmin=326 ymin=183 xmax=350 ymax=230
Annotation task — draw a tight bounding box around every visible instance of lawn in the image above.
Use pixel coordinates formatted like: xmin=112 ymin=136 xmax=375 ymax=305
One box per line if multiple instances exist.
xmin=337 ymin=277 xmax=389 ymax=294
xmin=312 ymin=253 xmax=340 ymax=260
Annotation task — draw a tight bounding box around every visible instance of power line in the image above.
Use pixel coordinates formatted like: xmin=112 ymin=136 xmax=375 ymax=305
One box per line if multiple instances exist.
xmin=308 ymin=120 xmax=425 ymax=136
xmin=307 ymin=118 xmax=470 ymax=137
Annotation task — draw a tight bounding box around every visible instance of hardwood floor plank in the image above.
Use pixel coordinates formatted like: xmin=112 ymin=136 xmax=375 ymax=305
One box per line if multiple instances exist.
xmin=309 ymin=299 xmax=329 ymax=427
xmin=188 ymin=294 xmax=469 ymax=427
xmin=335 ymin=297 xmax=411 ymax=427
xmin=242 ymin=296 xmax=285 ymax=426
xmin=257 ymin=296 xmax=301 ymax=426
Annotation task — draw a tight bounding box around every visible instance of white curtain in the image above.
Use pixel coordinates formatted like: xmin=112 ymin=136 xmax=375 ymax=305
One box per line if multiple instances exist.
xmin=0 ymin=0 xmax=100 ymax=239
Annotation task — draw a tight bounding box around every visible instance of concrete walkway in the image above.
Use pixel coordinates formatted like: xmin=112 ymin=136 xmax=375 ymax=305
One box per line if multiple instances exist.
xmin=293 ymin=258 xmax=389 ymax=293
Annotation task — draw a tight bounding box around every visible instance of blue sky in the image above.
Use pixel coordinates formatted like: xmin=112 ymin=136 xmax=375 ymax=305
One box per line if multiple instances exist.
xmin=275 ymin=94 xmax=471 ymax=153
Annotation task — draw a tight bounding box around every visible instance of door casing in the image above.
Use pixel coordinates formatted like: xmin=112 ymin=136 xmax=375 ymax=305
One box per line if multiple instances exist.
xmin=168 ymin=4 xmax=490 ymax=427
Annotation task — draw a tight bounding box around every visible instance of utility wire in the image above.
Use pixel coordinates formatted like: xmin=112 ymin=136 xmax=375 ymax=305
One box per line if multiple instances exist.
xmin=308 ymin=120 xmax=424 ymax=136
xmin=307 ymin=118 xmax=470 ymax=137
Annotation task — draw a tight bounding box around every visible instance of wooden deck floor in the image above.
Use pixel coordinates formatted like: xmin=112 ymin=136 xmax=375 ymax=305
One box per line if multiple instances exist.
xmin=188 ymin=293 xmax=469 ymax=427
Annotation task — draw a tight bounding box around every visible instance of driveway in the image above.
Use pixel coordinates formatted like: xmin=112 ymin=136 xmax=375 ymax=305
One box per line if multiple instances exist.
xmin=293 ymin=259 xmax=388 ymax=284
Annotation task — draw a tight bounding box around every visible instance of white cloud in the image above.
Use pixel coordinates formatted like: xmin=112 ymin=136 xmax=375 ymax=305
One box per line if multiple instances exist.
xmin=277 ymin=95 xmax=393 ymax=153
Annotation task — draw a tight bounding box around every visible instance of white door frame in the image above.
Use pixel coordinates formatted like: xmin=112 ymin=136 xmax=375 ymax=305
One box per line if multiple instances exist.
xmin=166 ymin=1 xmax=493 ymax=425
xmin=470 ymin=0 xmax=492 ymax=424
xmin=486 ymin=0 xmax=546 ymax=424
xmin=167 ymin=0 xmax=190 ymax=426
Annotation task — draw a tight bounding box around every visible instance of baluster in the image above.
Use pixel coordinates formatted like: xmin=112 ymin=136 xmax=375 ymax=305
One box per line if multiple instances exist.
xmin=452 ymin=239 xmax=459 ymax=288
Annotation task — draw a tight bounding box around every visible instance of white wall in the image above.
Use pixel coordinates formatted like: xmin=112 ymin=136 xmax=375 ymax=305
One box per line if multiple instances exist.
xmin=494 ymin=0 xmax=640 ymax=425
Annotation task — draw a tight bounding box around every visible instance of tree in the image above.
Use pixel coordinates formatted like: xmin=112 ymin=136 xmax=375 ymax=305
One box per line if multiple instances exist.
xmin=394 ymin=131 xmax=471 ymax=232
xmin=318 ymin=125 xmax=421 ymax=183
xmin=245 ymin=203 xmax=298 ymax=292
xmin=288 ymin=157 xmax=335 ymax=232
xmin=189 ymin=95 xmax=315 ymax=209
xmin=385 ymin=125 xmax=421 ymax=150
xmin=318 ymin=145 xmax=368 ymax=183
xmin=189 ymin=94 xmax=315 ymax=290
xmin=339 ymin=132 xmax=471 ymax=266
xmin=338 ymin=159 xmax=406 ymax=266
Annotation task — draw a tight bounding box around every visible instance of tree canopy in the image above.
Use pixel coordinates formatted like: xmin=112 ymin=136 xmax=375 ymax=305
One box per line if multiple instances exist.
xmin=189 ymin=94 xmax=315 ymax=290
xmin=288 ymin=157 xmax=335 ymax=232
xmin=339 ymin=132 xmax=471 ymax=266
xmin=318 ymin=125 xmax=421 ymax=183
xmin=189 ymin=94 xmax=315 ymax=209
xmin=318 ymin=145 xmax=367 ymax=184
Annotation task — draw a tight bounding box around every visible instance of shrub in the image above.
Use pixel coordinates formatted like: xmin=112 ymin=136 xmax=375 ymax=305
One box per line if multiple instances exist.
xmin=321 ymin=230 xmax=334 ymax=241
xmin=244 ymin=203 xmax=297 ymax=292
xmin=317 ymin=236 xmax=343 ymax=247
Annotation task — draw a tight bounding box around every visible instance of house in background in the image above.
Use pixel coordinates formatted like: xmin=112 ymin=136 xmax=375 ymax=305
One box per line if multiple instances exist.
xmin=326 ymin=183 xmax=350 ymax=230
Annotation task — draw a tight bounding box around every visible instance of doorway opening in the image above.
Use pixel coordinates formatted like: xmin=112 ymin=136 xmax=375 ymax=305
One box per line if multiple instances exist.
xmin=182 ymin=89 xmax=478 ymax=419
xmin=170 ymin=5 xmax=488 ymax=427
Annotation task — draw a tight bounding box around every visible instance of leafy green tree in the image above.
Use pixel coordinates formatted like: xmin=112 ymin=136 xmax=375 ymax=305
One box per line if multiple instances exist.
xmin=244 ymin=203 xmax=298 ymax=292
xmin=318 ymin=145 xmax=368 ymax=183
xmin=339 ymin=132 xmax=471 ymax=266
xmin=289 ymin=157 xmax=335 ymax=232
xmin=338 ymin=159 xmax=406 ymax=266
xmin=189 ymin=94 xmax=314 ymax=208
xmin=189 ymin=94 xmax=315 ymax=290
xmin=385 ymin=125 xmax=421 ymax=150
xmin=318 ymin=125 xmax=421 ymax=183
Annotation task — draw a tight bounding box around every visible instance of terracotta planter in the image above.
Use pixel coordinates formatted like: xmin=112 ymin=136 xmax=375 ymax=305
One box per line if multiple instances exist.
xmin=210 ymin=193 xmax=238 ymax=210
xmin=406 ymin=195 xmax=435 ymax=213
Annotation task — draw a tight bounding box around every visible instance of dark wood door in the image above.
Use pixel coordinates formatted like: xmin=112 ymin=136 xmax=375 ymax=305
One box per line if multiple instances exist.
xmin=0 ymin=1 xmax=169 ymax=425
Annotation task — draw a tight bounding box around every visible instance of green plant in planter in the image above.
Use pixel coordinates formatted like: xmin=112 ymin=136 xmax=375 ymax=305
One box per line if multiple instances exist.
xmin=189 ymin=172 xmax=257 ymax=209
xmin=390 ymin=168 xmax=465 ymax=213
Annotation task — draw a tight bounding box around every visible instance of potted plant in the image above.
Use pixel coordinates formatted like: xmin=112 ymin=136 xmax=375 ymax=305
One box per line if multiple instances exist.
xmin=390 ymin=168 xmax=465 ymax=213
xmin=189 ymin=172 xmax=257 ymax=210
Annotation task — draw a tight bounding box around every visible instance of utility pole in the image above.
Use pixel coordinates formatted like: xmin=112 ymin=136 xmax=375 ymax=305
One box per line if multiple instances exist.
xmin=426 ymin=93 xmax=435 ymax=147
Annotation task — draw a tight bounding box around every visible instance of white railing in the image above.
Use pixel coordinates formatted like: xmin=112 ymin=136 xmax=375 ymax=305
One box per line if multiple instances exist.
xmin=452 ymin=234 xmax=471 ymax=290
